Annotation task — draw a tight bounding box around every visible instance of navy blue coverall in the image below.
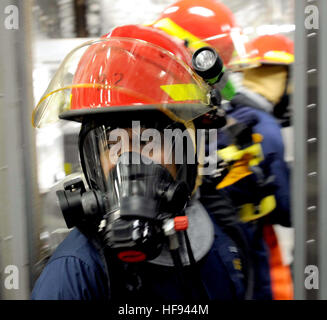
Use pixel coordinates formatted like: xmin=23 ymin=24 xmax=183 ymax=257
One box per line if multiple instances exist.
xmin=31 ymin=203 xmax=272 ymax=300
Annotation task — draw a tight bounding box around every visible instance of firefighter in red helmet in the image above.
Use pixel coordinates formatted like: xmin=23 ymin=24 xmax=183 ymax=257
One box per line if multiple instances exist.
xmin=151 ymin=0 xmax=291 ymax=300
xmin=229 ymin=34 xmax=295 ymax=300
xmin=31 ymin=25 xmax=254 ymax=300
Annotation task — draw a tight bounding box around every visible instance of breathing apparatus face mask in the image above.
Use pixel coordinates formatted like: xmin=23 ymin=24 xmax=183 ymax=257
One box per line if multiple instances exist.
xmin=74 ymin=120 xmax=194 ymax=263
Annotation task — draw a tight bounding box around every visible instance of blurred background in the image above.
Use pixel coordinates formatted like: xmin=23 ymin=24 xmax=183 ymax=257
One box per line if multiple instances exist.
xmin=0 ymin=0 xmax=323 ymax=300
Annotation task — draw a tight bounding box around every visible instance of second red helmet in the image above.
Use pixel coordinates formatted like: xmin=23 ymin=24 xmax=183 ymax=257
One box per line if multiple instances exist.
xmin=151 ymin=0 xmax=239 ymax=65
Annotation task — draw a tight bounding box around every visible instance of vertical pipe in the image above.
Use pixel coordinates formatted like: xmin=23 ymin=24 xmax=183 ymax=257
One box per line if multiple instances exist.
xmin=318 ymin=0 xmax=327 ymax=299
xmin=0 ymin=0 xmax=40 ymax=298
xmin=18 ymin=0 xmax=42 ymax=291
xmin=293 ymin=0 xmax=308 ymax=300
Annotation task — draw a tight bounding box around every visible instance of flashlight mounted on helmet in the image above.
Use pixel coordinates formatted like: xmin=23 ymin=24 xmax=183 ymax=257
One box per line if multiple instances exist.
xmin=192 ymin=46 xmax=236 ymax=101
xmin=190 ymin=47 xmax=237 ymax=129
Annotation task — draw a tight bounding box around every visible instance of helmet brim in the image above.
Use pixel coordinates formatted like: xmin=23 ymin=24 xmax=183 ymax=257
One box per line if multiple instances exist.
xmin=59 ymin=103 xmax=212 ymax=127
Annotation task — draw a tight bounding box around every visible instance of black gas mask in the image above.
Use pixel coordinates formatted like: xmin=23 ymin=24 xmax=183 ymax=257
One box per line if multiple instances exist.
xmin=57 ymin=121 xmax=192 ymax=263
xmin=99 ymin=152 xmax=190 ymax=262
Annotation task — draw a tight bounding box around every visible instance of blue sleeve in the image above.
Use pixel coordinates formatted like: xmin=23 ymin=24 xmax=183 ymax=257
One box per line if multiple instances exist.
xmin=31 ymin=256 xmax=109 ymax=300
xmin=268 ymin=155 xmax=291 ymax=226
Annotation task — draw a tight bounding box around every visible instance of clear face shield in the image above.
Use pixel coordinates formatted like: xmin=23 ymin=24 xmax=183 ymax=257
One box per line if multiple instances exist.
xmin=31 ymin=37 xmax=212 ymax=129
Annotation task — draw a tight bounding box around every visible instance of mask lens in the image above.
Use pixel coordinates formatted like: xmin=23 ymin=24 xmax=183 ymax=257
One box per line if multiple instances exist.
xmin=82 ymin=123 xmax=177 ymax=216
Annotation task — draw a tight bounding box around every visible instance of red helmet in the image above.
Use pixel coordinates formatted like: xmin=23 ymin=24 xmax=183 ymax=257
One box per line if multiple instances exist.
xmin=32 ymin=28 xmax=214 ymax=194
xmin=105 ymin=24 xmax=192 ymax=65
xmin=32 ymin=33 xmax=211 ymax=128
xmin=230 ymin=34 xmax=294 ymax=70
xmin=151 ymin=0 xmax=239 ymax=65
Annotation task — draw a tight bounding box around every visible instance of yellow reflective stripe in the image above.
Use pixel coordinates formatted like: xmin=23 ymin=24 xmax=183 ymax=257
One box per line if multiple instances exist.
xmin=217 ymin=159 xmax=253 ymax=189
xmin=231 ymin=51 xmax=294 ymax=68
xmin=217 ymin=145 xmax=239 ymax=161
xmin=229 ymin=57 xmax=261 ymax=68
xmin=160 ymin=83 xmax=205 ymax=101
xmin=64 ymin=163 xmax=72 ymax=175
xmin=263 ymin=51 xmax=294 ymax=64
xmin=217 ymin=143 xmax=264 ymax=166
xmin=252 ymin=133 xmax=263 ymax=144
xmin=233 ymin=258 xmax=242 ymax=271
xmin=153 ymin=18 xmax=209 ymax=51
xmin=239 ymin=195 xmax=276 ymax=222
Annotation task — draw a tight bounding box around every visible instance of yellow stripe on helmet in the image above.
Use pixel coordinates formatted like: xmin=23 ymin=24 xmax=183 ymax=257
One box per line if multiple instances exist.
xmin=160 ymin=83 xmax=206 ymax=101
xmin=230 ymin=51 xmax=294 ymax=70
xmin=263 ymin=51 xmax=294 ymax=64
xmin=153 ymin=18 xmax=210 ymax=51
